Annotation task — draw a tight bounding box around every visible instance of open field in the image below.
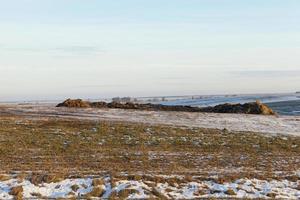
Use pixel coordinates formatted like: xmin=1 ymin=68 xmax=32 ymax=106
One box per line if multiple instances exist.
xmin=0 ymin=104 xmax=300 ymax=199
xmin=2 ymin=103 xmax=300 ymax=136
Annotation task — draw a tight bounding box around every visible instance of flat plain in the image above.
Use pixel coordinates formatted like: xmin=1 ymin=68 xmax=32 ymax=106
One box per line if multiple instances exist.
xmin=0 ymin=104 xmax=299 ymax=199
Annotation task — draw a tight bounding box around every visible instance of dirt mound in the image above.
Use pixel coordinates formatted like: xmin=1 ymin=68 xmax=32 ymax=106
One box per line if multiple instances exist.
xmin=199 ymin=100 xmax=275 ymax=115
xmin=56 ymin=99 xmax=275 ymax=115
xmin=57 ymin=100 xmax=201 ymax=112
xmin=105 ymin=102 xmax=199 ymax=112
xmin=56 ymin=99 xmax=91 ymax=108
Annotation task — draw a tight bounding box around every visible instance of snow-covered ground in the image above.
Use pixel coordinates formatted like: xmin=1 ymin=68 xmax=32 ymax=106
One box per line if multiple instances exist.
xmin=3 ymin=104 xmax=300 ymax=136
xmin=1 ymin=104 xmax=300 ymax=199
xmin=152 ymin=93 xmax=300 ymax=107
xmin=0 ymin=176 xmax=299 ymax=199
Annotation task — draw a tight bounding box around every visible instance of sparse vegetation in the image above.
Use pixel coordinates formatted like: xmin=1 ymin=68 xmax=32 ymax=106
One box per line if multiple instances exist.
xmin=0 ymin=111 xmax=299 ymax=198
xmin=0 ymin=113 xmax=299 ymax=181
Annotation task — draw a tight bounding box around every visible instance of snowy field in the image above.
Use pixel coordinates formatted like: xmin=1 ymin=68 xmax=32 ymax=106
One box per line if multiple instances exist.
xmin=0 ymin=175 xmax=299 ymax=199
xmin=0 ymin=103 xmax=299 ymax=199
xmin=151 ymin=93 xmax=300 ymax=107
xmin=3 ymin=103 xmax=300 ymax=136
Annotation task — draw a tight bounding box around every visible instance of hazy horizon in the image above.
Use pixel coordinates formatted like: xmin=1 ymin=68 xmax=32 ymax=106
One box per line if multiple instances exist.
xmin=1 ymin=0 xmax=300 ymax=101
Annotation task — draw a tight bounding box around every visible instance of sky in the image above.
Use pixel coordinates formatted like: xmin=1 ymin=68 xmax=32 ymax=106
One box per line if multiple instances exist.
xmin=0 ymin=0 xmax=300 ymax=101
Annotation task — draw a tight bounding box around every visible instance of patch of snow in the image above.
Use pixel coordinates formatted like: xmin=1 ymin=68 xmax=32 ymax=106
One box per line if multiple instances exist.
xmin=0 ymin=177 xmax=299 ymax=199
xmin=114 ymin=180 xmax=151 ymax=199
xmin=5 ymin=104 xmax=300 ymax=136
xmin=0 ymin=178 xmax=93 ymax=199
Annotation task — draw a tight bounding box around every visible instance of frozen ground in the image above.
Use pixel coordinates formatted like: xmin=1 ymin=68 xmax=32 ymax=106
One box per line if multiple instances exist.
xmin=0 ymin=103 xmax=299 ymax=199
xmin=0 ymin=175 xmax=299 ymax=199
xmin=2 ymin=103 xmax=300 ymax=136
xmin=152 ymin=93 xmax=300 ymax=107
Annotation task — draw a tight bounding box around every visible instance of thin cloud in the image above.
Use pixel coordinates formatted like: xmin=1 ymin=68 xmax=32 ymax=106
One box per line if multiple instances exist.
xmin=53 ymin=46 xmax=104 ymax=55
xmin=231 ymin=70 xmax=300 ymax=78
xmin=0 ymin=45 xmax=104 ymax=55
xmin=74 ymin=84 xmax=129 ymax=89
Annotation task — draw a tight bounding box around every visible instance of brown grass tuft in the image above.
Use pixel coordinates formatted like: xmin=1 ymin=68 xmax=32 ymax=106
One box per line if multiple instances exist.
xmin=9 ymin=186 xmax=23 ymax=200
xmin=84 ymin=186 xmax=105 ymax=198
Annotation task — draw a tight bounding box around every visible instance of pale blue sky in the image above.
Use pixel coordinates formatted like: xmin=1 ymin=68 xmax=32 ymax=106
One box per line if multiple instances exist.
xmin=0 ymin=0 xmax=300 ymax=101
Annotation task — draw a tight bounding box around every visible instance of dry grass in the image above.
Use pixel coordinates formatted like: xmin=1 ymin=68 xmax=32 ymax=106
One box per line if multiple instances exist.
xmin=9 ymin=186 xmax=23 ymax=200
xmin=84 ymin=186 xmax=105 ymax=198
xmin=0 ymin=113 xmax=299 ymax=181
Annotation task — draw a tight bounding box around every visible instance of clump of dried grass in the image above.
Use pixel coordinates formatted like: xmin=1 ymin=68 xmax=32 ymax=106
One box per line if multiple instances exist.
xmin=84 ymin=186 xmax=105 ymax=198
xmin=9 ymin=186 xmax=23 ymax=200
